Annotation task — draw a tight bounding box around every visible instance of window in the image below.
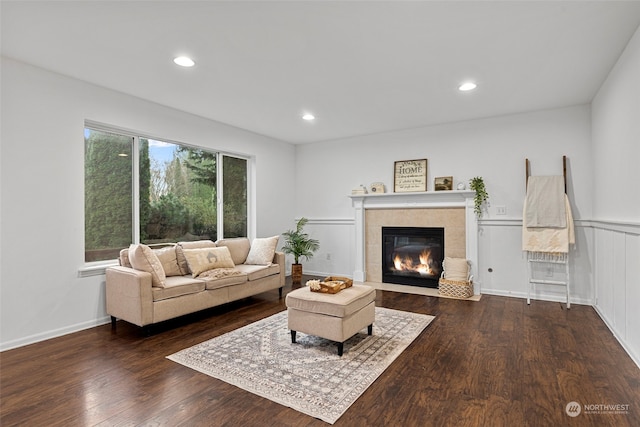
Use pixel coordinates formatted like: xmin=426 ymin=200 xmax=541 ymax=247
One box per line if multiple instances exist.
xmin=84 ymin=125 xmax=249 ymax=262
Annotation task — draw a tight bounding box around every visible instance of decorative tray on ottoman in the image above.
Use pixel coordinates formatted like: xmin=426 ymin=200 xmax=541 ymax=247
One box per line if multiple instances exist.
xmin=307 ymin=276 xmax=353 ymax=294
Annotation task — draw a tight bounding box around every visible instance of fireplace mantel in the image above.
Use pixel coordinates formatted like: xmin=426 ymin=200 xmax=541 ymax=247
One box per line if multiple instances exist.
xmin=349 ymin=190 xmax=478 ymax=293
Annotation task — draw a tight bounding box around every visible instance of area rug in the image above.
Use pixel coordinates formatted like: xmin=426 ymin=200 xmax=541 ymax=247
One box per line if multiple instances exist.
xmin=167 ymin=307 xmax=434 ymax=424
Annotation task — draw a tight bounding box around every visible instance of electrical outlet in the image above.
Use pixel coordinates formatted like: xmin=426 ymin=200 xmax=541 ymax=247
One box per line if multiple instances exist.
xmin=496 ymin=205 xmax=507 ymax=215
xmin=545 ymin=267 xmax=553 ymax=277
xmin=326 ymin=253 xmax=331 ymax=261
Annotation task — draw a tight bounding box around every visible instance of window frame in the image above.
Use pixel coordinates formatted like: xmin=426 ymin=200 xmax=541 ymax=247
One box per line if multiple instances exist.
xmin=80 ymin=121 xmax=253 ymax=274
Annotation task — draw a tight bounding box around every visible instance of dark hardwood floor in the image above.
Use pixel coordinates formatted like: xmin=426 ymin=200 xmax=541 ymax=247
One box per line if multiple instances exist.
xmin=2 ymin=276 xmax=639 ymax=426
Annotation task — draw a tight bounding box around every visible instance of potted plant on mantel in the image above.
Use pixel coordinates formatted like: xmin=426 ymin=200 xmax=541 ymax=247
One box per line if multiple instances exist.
xmin=282 ymin=217 xmax=320 ymax=284
xmin=469 ymin=176 xmax=489 ymax=218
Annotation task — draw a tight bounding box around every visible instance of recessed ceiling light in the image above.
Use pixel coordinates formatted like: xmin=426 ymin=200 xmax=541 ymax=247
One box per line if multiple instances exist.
xmin=174 ymin=56 xmax=195 ymax=67
xmin=302 ymin=113 xmax=315 ymax=121
xmin=458 ymin=82 xmax=477 ymax=91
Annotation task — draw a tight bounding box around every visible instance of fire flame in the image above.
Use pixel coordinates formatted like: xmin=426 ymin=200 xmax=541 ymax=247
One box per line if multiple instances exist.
xmin=393 ymin=248 xmax=438 ymax=277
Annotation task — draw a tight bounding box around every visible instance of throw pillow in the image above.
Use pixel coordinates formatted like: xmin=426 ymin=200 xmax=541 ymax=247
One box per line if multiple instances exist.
xmin=176 ymin=240 xmax=216 ymax=274
xmin=183 ymin=246 xmax=235 ymax=277
xmin=245 ymin=235 xmax=279 ymax=265
xmin=128 ymin=244 xmax=166 ymax=287
xmin=444 ymin=257 xmax=469 ymax=281
xmin=153 ymin=245 xmax=182 ymax=277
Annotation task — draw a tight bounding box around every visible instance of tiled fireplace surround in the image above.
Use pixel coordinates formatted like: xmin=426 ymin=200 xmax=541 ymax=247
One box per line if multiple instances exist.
xmin=349 ymin=191 xmax=478 ymax=294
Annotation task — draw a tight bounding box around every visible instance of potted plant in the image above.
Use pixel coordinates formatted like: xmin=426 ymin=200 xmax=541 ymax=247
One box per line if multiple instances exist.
xmin=469 ymin=176 xmax=489 ymax=218
xmin=282 ymin=217 xmax=320 ymax=284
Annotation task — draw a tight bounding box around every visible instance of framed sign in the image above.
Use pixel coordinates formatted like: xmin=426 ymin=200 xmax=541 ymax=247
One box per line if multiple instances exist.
xmin=394 ymin=159 xmax=427 ymax=192
xmin=434 ymin=176 xmax=453 ymax=191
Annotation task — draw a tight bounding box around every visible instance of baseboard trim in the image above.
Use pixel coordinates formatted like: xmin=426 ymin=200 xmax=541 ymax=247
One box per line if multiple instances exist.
xmin=479 ymin=288 xmax=593 ymax=306
xmin=593 ymin=305 xmax=640 ymax=370
xmin=0 ymin=316 xmax=112 ymax=352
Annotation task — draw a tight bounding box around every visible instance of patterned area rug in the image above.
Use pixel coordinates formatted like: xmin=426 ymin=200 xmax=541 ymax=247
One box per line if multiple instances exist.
xmin=167 ymin=307 xmax=434 ymax=424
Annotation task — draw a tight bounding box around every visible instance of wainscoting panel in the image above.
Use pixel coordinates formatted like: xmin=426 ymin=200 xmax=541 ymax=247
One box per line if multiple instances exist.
xmin=625 ymin=234 xmax=640 ymax=366
xmin=477 ymin=219 xmax=594 ymax=305
xmin=294 ymin=218 xmax=355 ymax=278
xmin=593 ymin=222 xmax=640 ymax=368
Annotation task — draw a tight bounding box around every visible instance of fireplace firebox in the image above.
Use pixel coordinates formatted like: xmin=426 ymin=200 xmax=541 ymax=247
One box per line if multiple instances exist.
xmin=382 ymin=226 xmax=445 ymax=288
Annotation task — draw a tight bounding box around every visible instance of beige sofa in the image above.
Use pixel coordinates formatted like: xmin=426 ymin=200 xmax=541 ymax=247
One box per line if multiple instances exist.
xmin=106 ymin=237 xmax=284 ymax=330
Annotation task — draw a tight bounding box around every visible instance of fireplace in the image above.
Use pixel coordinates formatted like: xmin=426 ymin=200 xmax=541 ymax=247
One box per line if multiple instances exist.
xmin=382 ymin=226 xmax=445 ymax=288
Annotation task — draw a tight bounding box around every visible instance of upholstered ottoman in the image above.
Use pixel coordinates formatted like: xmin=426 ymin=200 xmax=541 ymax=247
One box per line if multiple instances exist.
xmin=286 ymin=284 xmax=376 ymax=356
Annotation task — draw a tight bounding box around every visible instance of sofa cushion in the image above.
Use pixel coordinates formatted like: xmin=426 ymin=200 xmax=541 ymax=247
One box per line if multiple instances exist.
xmin=152 ymin=276 xmax=206 ymax=301
xmin=153 ymin=245 xmax=182 ymax=277
xmin=216 ymin=237 xmax=251 ymax=265
xmin=128 ymin=244 xmax=166 ymax=287
xmin=245 ymin=236 xmax=279 ymax=265
xmin=183 ymin=246 xmax=235 ymax=277
xmin=234 ymin=263 xmax=280 ymax=281
xmin=199 ymin=270 xmax=248 ymax=290
xmin=176 ymin=240 xmax=216 ymax=274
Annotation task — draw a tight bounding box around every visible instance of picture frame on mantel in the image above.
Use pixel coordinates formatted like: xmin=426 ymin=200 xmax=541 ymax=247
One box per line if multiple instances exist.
xmin=394 ymin=159 xmax=427 ymax=193
xmin=434 ymin=176 xmax=453 ymax=191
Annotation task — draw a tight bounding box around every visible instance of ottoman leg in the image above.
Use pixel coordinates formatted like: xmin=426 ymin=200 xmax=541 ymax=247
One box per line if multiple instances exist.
xmin=337 ymin=342 xmax=344 ymax=357
xmin=368 ymin=324 xmax=373 ymax=335
xmin=291 ymin=330 xmax=297 ymax=343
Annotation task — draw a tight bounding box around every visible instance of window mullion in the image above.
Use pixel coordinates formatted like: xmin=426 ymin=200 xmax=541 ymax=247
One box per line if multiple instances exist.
xmin=217 ymin=153 xmax=224 ymax=240
xmin=132 ymin=136 xmax=141 ymax=244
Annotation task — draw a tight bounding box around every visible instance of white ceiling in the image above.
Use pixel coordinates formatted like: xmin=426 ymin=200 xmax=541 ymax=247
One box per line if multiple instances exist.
xmin=2 ymin=1 xmax=640 ymax=144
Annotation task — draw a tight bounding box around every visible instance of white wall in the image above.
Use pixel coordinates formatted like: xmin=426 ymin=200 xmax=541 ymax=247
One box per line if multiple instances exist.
xmin=591 ymin=25 xmax=640 ymax=367
xmin=296 ymin=106 xmax=593 ymax=220
xmin=0 ymin=57 xmax=296 ymax=350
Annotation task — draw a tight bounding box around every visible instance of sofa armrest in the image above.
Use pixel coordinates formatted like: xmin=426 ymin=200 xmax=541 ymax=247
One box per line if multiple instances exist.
xmin=273 ymin=251 xmax=285 ymax=287
xmin=105 ymin=266 xmax=154 ymax=327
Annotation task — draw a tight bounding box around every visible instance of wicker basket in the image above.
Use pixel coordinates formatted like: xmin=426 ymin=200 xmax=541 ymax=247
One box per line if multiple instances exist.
xmin=438 ymin=278 xmax=474 ymax=299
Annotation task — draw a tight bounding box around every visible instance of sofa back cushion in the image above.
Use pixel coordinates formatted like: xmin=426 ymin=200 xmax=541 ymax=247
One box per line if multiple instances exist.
xmin=153 ymin=245 xmax=182 ymax=277
xmin=182 ymin=246 xmax=235 ymax=277
xmin=216 ymin=237 xmax=251 ymax=265
xmin=245 ymin=236 xmax=280 ymax=265
xmin=119 ymin=248 xmax=132 ymax=268
xmin=176 ymin=240 xmax=216 ymax=274
xmin=128 ymin=244 xmax=166 ymax=287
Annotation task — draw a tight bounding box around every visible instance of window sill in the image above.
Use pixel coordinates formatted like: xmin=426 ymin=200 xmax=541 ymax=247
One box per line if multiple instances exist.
xmin=78 ymin=261 xmax=118 ymax=278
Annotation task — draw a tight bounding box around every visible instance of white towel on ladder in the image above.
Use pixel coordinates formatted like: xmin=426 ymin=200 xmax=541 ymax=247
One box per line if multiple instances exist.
xmin=524 ymin=175 xmax=566 ymax=228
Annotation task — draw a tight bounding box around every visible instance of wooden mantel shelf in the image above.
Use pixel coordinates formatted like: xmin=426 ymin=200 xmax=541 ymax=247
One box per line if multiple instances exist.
xmin=349 ymin=190 xmax=476 ymax=209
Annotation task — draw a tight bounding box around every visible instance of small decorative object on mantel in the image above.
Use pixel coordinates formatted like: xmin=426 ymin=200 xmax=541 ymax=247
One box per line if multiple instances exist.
xmin=394 ymin=159 xmax=427 ymax=193
xmin=306 ymin=276 xmax=353 ymax=294
xmin=369 ymin=182 xmax=385 ymax=193
xmin=457 ymin=182 xmax=466 ymax=190
xmin=351 ymin=185 xmax=368 ymax=195
xmin=469 ymin=176 xmax=489 ymax=217
xmin=434 ymin=176 xmax=453 ymax=191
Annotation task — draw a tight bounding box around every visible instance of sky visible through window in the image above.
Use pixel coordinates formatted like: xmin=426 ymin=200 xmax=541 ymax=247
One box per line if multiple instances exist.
xmin=148 ymin=139 xmax=176 ymax=163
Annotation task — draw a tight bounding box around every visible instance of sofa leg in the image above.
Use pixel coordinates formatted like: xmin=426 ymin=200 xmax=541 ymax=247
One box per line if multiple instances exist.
xmin=337 ymin=342 xmax=344 ymax=356
xmin=279 ymin=287 xmax=283 ymax=299
xmin=291 ymin=330 xmax=297 ymax=343
xmin=110 ymin=316 xmax=117 ymax=330
xmin=368 ymin=324 xmax=373 ymax=335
